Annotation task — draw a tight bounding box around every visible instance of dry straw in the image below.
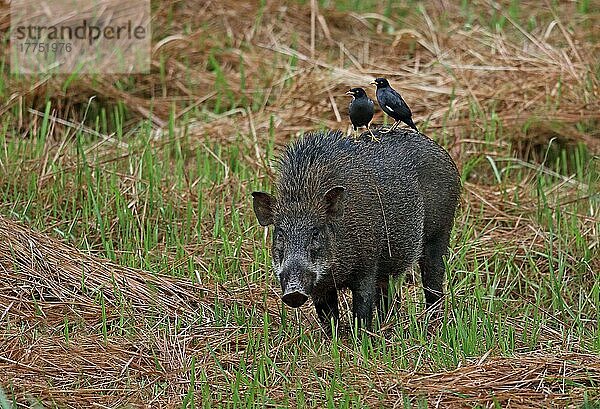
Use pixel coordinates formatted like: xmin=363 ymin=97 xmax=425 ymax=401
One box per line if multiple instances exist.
xmin=1 ymin=215 xmax=599 ymax=407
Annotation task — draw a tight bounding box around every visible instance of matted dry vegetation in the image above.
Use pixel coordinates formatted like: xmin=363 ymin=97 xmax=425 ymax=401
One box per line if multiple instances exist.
xmin=1 ymin=214 xmax=599 ymax=407
xmin=1 ymin=0 xmax=599 ymax=407
xmin=2 ymin=1 xmax=599 ymax=146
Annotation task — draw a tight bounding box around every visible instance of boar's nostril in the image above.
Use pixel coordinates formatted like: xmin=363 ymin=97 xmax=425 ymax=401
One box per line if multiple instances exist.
xmin=281 ymin=291 xmax=309 ymax=308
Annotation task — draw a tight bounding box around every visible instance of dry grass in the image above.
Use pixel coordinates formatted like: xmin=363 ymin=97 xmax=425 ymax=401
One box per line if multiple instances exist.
xmin=1 ymin=0 xmax=599 ymax=407
xmin=2 ymin=1 xmax=599 ymax=146
xmin=1 ymin=214 xmax=599 ymax=407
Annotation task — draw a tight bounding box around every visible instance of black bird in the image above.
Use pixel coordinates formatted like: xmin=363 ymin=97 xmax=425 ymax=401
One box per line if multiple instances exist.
xmin=370 ymin=77 xmax=418 ymax=133
xmin=345 ymin=87 xmax=375 ymax=139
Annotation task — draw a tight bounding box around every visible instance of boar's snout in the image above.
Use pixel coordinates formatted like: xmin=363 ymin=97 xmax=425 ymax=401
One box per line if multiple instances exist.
xmin=279 ymin=259 xmax=313 ymax=308
xmin=282 ymin=290 xmax=309 ymax=308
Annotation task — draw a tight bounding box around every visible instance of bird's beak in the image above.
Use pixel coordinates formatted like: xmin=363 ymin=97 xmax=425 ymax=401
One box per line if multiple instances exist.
xmin=345 ymin=91 xmax=353 ymax=96
xmin=370 ymin=80 xmax=377 ymax=86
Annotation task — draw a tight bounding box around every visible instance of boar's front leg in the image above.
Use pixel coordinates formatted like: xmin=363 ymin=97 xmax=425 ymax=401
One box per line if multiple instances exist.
xmin=351 ymin=275 xmax=376 ymax=330
xmin=314 ymin=289 xmax=339 ymax=333
xmin=375 ymin=278 xmax=391 ymax=321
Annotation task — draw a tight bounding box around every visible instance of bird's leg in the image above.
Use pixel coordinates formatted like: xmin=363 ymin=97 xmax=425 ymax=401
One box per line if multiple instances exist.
xmin=389 ymin=120 xmax=401 ymax=132
xmin=367 ymin=125 xmax=379 ymax=142
xmin=347 ymin=124 xmax=354 ymax=137
xmin=378 ymin=125 xmax=391 ymax=134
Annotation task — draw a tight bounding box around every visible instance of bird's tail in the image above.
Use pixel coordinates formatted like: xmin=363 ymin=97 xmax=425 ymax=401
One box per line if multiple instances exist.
xmin=407 ymin=118 xmax=418 ymax=131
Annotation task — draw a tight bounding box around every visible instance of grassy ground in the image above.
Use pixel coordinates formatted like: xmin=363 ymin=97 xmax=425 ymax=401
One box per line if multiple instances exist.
xmin=0 ymin=0 xmax=599 ymax=407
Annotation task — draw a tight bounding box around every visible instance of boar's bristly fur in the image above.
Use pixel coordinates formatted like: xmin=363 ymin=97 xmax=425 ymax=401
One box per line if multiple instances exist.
xmin=252 ymin=129 xmax=460 ymax=332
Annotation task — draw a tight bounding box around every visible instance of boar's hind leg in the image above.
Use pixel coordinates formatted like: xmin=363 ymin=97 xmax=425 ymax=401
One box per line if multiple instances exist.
xmin=314 ymin=289 xmax=339 ymax=332
xmin=419 ymin=232 xmax=450 ymax=309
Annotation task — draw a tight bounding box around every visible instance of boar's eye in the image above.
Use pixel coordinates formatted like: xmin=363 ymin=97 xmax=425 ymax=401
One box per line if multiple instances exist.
xmin=309 ymin=227 xmax=323 ymax=250
xmin=308 ymin=228 xmax=324 ymax=260
xmin=274 ymin=229 xmax=285 ymax=257
xmin=275 ymin=230 xmax=285 ymax=245
xmin=311 ymin=227 xmax=320 ymax=241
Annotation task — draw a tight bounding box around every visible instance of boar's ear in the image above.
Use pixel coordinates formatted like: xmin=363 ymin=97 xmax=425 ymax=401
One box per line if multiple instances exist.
xmin=323 ymin=186 xmax=346 ymax=220
xmin=252 ymin=192 xmax=276 ymax=226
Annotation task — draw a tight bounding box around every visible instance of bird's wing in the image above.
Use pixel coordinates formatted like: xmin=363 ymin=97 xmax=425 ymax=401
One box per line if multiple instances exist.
xmin=381 ymin=88 xmax=411 ymax=115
